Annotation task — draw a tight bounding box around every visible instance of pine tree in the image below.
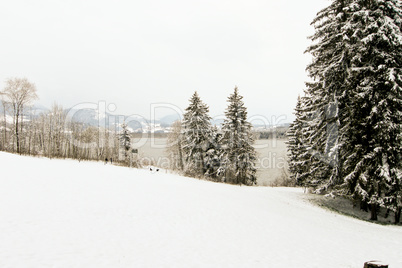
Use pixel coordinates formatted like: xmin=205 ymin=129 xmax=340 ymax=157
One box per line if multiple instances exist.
xmin=221 ymin=87 xmax=257 ymax=185
xmin=341 ymin=0 xmax=402 ymax=221
xmin=295 ymin=0 xmax=402 ymax=222
xmin=287 ymin=96 xmax=311 ymax=187
xmin=302 ymin=0 xmax=354 ymax=192
xmin=181 ymin=91 xmax=212 ymax=176
xmin=204 ymin=126 xmax=223 ymax=180
xmin=120 ymin=123 xmax=131 ymax=161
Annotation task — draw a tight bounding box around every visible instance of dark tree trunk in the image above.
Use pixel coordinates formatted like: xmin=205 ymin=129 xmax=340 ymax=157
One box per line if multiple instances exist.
xmin=2 ymin=102 xmax=6 ymax=151
xmin=384 ymin=209 xmax=390 ymax=219
xmin=360 ymin=200 xmax=368 ymax=212
xmin=15 ymin=111 xmax=20 ymax=154
xmin=200 ymin=152 xmax=205 ymax=175
xmin=395 ymin=207 xmax=401 ymax=224
xmin=178 ymin=139 xmax=184 ymax=171
xmin=370 ymin=204 xmax=378 ymax=221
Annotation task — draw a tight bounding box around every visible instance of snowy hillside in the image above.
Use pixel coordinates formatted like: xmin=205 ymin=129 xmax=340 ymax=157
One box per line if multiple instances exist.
xmin=0 ymin=152 xmax=401 ymax=268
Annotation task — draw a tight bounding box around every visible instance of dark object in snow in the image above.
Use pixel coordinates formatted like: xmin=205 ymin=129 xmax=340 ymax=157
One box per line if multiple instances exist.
xmin=156 ymin=169 xmax=159 ymax=172
xmin=150 ymin=168 xmax=152 ymax=171
xmin=105 ymin=158 xmax=108 ymax=165
xmin=364 ymin=261 xmax=388 ymax=268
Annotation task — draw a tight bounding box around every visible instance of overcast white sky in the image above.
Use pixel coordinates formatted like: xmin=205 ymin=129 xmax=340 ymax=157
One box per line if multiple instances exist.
xmin=0 ymin=0 xmax=329 ymax=123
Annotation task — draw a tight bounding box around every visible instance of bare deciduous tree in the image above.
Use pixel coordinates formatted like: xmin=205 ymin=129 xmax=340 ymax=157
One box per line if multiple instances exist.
xmin=166 ymin=120 xmax=184 ymax=171
xmin=0 ymin=94 xmax=10 ymax=151
xmin=2 ymin=77 xmax=38 ymax=154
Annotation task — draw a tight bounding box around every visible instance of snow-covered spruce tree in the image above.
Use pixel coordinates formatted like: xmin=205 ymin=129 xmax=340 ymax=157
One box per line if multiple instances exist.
xmin=302 ymin=0 xmax=355 ymax=192
xmin=181 ymin=91 xmax=212 ymax=177
xmin=204 ymin=126 xmax=223 ymax=181
xmin=220 ymin=87 xmax=257 ymax=185
xmin=300 ymin=0 xmax=402 ymax=221
xmin=341 ymin=0 xmax=402 ymax=221
xmin=287 ymin=96 xmax=311 ymax=187
xmin=120 ymin=123 xmax=131 ymax=162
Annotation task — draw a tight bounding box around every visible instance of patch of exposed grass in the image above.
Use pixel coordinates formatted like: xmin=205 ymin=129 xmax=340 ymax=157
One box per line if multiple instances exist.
xmin=306 ymin=194 xmax=402 ymax=226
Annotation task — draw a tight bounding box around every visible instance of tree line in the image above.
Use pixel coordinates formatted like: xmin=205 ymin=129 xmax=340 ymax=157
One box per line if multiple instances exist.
xmin=166 ymin=87 xmax=257 ymax=185
xmin=0 ymin=78 xmax=258 ymax=185
xmin=0 ymin=78 xmax=127 ymax=164
xmin=287 ymin=0 xmax=402 ymax=223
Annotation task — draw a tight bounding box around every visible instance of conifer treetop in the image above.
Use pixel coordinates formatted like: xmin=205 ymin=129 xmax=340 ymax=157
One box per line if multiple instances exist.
xmin=223 ymin=86 xmax=249 ymax=128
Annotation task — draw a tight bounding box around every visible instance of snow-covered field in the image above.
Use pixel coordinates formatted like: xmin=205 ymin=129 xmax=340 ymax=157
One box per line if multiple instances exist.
xmin=0 ymin=152 xmax=401 ymax=268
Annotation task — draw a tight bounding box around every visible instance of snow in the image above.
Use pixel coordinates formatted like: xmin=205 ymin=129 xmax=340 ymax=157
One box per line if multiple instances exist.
xmin=0 ymin=152 xmax=402 ymax=268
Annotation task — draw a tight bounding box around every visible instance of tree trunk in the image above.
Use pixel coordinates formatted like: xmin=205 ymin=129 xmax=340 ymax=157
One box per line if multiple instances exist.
xmin=2 ymin=104 xmax=6 ymax=151
xmin=15 ymin=110 xmax=20 ymax=154
xmin=20 ymin=107 xmax=24 ymax=154
xmin=28 ymin=125 xmax=31 ymax=155
xmin=395 ymin=207 xmax=401 ymax=224
xmin=370 ymin=204 xmax=377 ymax=221
xmin=200 ymin=152 xmax=205 ymax=175
xmin=384 ymin=209 xmax=390 ymax=219
xmin=178 ymin=139 xmax=184 ymax=171
xmin=177 ymin=137 xmax=184 ymax=171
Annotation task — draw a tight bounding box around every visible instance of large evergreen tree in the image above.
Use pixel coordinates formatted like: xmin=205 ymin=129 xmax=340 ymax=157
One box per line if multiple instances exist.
xmin=292 ymin=0 xmax=402 ymax=222
xmin=341 ymin=0 xmax=402 ymax=221
xmin=302 ymin=0 xmax=354 ymax=192
xmin=220 ymin=87 xmax=257 ymax=185
xmin=182 ymin=91 xmax=212 ymax=176
xmin=287 ymin=96 xmax=311 ymax=187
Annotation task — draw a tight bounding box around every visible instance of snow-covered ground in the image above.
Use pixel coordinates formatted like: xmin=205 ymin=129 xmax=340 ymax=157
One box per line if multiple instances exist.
xmin=0 ymin=152 xmax=401 ymax=268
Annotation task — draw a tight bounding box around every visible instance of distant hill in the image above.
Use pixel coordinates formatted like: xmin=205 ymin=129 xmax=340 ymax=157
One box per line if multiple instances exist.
xmin=1 ymin=101 xmax=291 ymax=133
xmin=158 ymin=114 xmax=182 ymax=127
